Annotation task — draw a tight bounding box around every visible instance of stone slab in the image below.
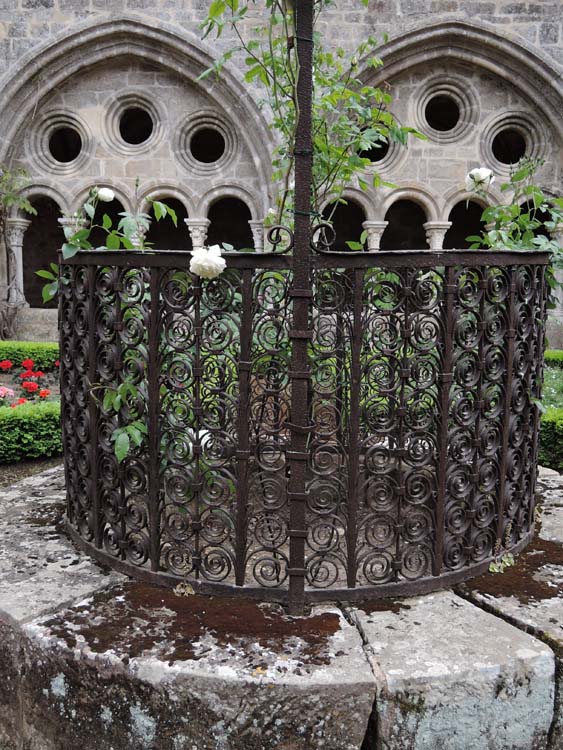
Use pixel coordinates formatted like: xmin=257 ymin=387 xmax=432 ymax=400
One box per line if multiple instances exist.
xmin=0 ymin=465 xmax=119 ymax=624
xmin=0 ymin=467 xmax=376 ymax=750
xmin=17 ymin=582 xmax=375 ymax=750
xmin=349 ymin=590 xmax=555 ymax=750
xmin=459 ymin=466 xmax=563 ymax=749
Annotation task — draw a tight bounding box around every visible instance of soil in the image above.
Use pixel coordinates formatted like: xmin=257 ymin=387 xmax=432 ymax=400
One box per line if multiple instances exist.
xmin=0 ymin=457 xmax=63 ymax=489
xmin=42 ymin=581 xmax=342 ymax=666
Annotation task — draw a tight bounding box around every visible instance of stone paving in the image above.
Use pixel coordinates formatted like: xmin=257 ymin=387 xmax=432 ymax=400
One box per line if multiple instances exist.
xmin=0 ymin=464 xmax=561 ymax=750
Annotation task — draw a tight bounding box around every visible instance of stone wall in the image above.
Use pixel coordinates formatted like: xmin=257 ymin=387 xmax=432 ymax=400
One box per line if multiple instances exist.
xmin=0 ymin=0 xmax=561 ymax=338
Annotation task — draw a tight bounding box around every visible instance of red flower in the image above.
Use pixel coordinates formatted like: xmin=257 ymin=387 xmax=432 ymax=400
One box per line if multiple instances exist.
xmin=21 ymin=358 xmax=34 ymax=369
xmin=39 ymin=389 xmax=51 ymax=398
xmin=22 ymin=381 xmax=39 ymax=393
xmin=10 ymin=404 xmax=17 ymax=409
xmin=33 ymin=371 xmax=45 ymax=378
xmin=16 ymin=398 xmax=27 ymax=405
xmin=54 ymin=360 xmax=60 ymax=367
xmin=19 ymin=370 xmax=34 ymax=379
xmin=0 ymin=360 xmax=13 ymax=371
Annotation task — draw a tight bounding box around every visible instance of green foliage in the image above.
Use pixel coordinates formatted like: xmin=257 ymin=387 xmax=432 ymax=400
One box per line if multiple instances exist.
xmin=0 ymin=341 xmax=59 ymax=370
xmin=200 ymin=1 xmax=421 ymax=226
xmin=40 ymin=187 xmax=178 ymax=301
xmin=0 ymin=166 xmax=37 ymax=220
xmin=489 ymin=552 xmax=515 ymax=574
xmin=0 ymin=400 xmax=62 ymax=463
xmin=544 ymin=349 xmax=563 ymax=369
xmin=466 ymin=157 xmax=563 ymax=308
xmin=538 ymin=407 xmax=563 ymax=472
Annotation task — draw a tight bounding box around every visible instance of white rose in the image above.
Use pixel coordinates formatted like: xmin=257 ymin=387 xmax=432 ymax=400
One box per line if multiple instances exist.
xmin=97 ymin=187 xmax=115 ymax=203
xmin=465 ymin=167 xmax=495 ymax=192
xmin=189 ymin=244 xmax=226 ymax=279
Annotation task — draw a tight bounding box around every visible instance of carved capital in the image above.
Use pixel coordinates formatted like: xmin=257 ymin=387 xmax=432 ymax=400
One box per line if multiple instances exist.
xmin=5 ymin=218 xmax=31 ymax=248
xmin=423 ymin=221 xmax=452 ymax=250
xmin=185 ymin=218 xmax=210 ymax=250
xmin=248 ymin=220 xmax=265 ymax=252
xmin=362 ymin=221 xmax=388 ymax=252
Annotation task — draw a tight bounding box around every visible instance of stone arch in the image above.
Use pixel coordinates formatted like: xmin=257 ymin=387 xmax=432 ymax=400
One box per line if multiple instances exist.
xmin=0 ymin=16 xmax=273 ymax=192
xmin=198 ymin=184 xmax=262 ymax=220
xmin=206 ymin=195 xmax=254 ymax=251
xmin=442 ymin=187 xmax=495 ymax=218
xmin=70 ymin=182 xmax=134 ymax=215
xmin=321 ymin=188 xmax=374 ymax=221
xmin=16 ymin=183 xmax=69 ymax=217
xmin=361 ymin=21 xmax=563 ymax=142
xmin=321 ymin=195 xmax=368 ymax=252
xmin=138 ymin=184 xmax=195 ymax=217
xmin=381 ymin=195 xmax=430 ymax=251
xmin=381 ymin=186 xmax=438 ymax=222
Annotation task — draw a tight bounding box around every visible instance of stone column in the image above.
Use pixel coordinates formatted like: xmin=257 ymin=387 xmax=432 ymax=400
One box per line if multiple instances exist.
xmin=185 ymin=218 xmax=210 ymax=251
xmin=6 ymin=217 xmax=31 ymax=305
xmin=248 ymin=220 xmax=265 ymax=252
xmin=423 ymin=221 xmax=452 ymax=250
xmin=362 ymin=221 xmax=388 ymax=252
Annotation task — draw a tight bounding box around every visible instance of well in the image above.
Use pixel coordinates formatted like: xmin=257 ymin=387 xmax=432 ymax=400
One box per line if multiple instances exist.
xmin=60 ymin=247 xmax=548 ymax=613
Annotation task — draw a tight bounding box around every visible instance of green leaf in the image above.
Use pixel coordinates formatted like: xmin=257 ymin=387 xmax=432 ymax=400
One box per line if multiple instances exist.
xmin=42 ymin=281 xmax=58 ymax=303
xmin=166 ymin=205 xmax=178 ymax=227
xmin=35 ymin=269 xmax=56 ymax=280
xmin=61 ymin=243 xmax=79 ymax=260
xmin=346 ymin=241 xmax=363 ymax=250
xmin=106 ymin=232 xmax=121 ymax=250
xmin=128 ymin=426 xmax=144 ymax=448
xmin=102 ymin=214 xmax=112 ymax=230
xmin=102 ymin=393 xmax=113 ymax=413
xmin=83 ymin=202 xmax=95 ymax=220
xmin=153 ymin=201 xmax=166 ymax=221
xmin=114 ymin=432 xmax=130 ymax=463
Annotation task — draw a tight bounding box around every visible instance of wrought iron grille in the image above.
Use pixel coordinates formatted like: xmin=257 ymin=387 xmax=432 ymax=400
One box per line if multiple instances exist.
xmin=61 ymin=248 xmax=548 ymax=611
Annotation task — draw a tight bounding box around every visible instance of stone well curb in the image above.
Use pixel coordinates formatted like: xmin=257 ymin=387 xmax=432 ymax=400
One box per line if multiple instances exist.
xmin=0 ymin=465 xmax=561 ymax=750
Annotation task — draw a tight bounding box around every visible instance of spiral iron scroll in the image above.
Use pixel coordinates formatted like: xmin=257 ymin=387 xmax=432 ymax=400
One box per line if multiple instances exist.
xmin=62 ymin=253 xmax=547 ymax=604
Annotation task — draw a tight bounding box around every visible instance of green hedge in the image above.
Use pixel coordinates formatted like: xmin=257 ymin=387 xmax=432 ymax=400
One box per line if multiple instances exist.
xmin=0 ymin=341 xmax=59 ymax=371
xmin=544 ymin=350 xmax=563 ymax=369
xmin=539 ymin=407 xmax=563 ymax=473
xmin=0 ymin=401 xmax=62 ymax=463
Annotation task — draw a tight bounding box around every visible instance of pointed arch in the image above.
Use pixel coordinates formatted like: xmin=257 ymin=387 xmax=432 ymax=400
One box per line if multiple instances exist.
xmin=0 ymin=16 xmax=273 ymax=191
xmin=361 ymin=21 xmax=563 ymax=141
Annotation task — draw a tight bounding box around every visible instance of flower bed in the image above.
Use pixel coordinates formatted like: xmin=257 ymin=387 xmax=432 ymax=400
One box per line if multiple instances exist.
xmin=0 ymin=353 xmax=59 ymax=408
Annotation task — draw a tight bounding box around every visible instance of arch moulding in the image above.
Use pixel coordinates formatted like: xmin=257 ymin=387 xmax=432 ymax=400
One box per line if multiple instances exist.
xmin=0 ymin=16 xmax=274 ymax=192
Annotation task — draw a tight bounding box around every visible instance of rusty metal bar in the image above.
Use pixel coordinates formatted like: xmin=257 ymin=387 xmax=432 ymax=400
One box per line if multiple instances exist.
xmin=147 ymin=266 xmax=161 ymax=572
xmin=235 ymin=269 xmax=253 ymax=586
xmin=287 ymin=0 xmax=314 ymax=615
xmin=87 ymin=264 xmax=101 ymax=548
xmin=496 ymin=267 xmax=517 ymax=548
xmin=434 ymin=266 xmax=456 ymax=576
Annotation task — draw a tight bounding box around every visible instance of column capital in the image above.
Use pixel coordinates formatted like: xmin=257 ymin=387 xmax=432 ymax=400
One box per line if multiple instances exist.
xmin=423 ymin=221 xmax=452 ymax=250
xmin=362 ymin=220 xmax=388 ymax=252
xmin=5 ymin=217 xmax=31 ymax=243
xmin=185 ymin=218 xmax=210 ymax=250
xmin=248 ymin=219 xmax=265 ymax=252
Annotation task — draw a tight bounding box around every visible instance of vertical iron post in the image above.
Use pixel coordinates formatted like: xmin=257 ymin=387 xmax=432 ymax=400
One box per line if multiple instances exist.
xmin=287 ymin=0 xmax=314 ymax=614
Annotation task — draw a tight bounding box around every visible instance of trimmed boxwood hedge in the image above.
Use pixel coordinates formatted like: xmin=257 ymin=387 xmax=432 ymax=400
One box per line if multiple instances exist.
xmin=0 ymin=341 xmax=59 ymax=371
xmin=538 ymin=407 xmax=563 ymax=473
xmin=544 ymin=349 xmax=563 ymax=369
xmin=0 ymin=401 xmax=62 ymax=463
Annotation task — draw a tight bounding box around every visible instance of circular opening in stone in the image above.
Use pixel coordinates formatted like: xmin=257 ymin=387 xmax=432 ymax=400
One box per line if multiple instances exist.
xmin=358 ymin=135 xmax=390 ymax=162
xmin=48 ymin=126 xmax=82 ymax=163
xmin=119 ymin=107 xmax=154 ymax=145
xmin=190 ymin=127 xmax=226 ymax=163
xmin=491 ymin=128 xmax=527 ymax=164
xmin=424 ymin=94 xmax=460 ymax=132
